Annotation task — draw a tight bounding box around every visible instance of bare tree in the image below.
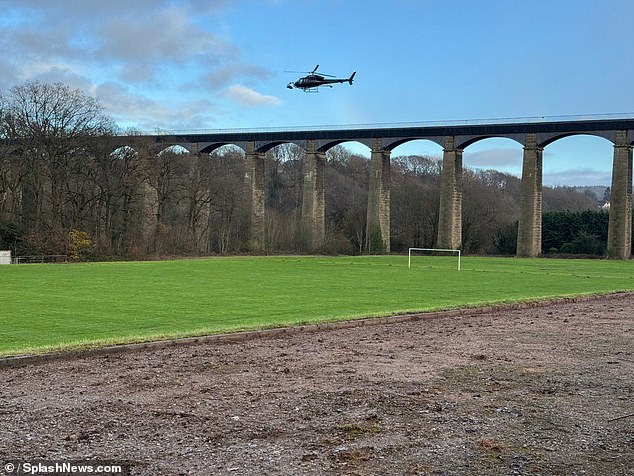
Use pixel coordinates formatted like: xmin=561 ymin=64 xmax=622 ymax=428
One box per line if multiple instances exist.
xmin=88 ymin=138 xmax=150 ymax=254
xmin=325 ymin=147 xmax=369 ymax=253
xmin=391 ymin=155 xmax=441 ymax=251
xmin=265 ymin=143 xmax=304 ymax=251
xmin=0 ymin=93 xmax=23 ymax=226
xmin=6 ymin=81 xmax=114 ymax=241
xmin=144 ymin=146 xmax=189 ymax=254
xmin=206 ymin=147 xmax=248 ymax=254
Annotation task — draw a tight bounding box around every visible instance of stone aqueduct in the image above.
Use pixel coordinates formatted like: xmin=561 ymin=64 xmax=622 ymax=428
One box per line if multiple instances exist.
xmin=125 ymin=117 xmax=634 ymax=258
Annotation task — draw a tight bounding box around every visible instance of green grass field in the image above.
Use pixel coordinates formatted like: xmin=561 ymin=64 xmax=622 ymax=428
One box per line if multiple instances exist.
xmin=1 ymin=255 xmax=633 ymax=357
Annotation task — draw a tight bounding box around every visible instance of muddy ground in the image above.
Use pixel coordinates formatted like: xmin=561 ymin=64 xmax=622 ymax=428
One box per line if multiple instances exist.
xmin=1 ymin=294 xmax=633 ymax=475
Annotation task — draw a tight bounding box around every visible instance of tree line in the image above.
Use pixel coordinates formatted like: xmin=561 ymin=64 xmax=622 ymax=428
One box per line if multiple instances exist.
xmin=0 ymin=81 xmax=608 ymax=260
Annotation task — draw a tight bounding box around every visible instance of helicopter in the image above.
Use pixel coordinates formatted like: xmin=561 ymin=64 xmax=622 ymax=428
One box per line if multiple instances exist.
xmin=286 ymin=65 xmax=356 ymax=92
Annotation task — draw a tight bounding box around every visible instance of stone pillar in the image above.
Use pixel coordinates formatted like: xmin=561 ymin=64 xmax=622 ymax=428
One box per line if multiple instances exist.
xmin=245 ymin=142 xmax=265 ymax=251
xmin=366 ymin=139 xmax=391 ymax=253
xmin=301 ymin=140 xmax=325 ymax=251
xmin=607 ymin=131 xmax=633 ymax=259
xmin=516 ymin=133 xmax=543 ymax=257
xmin=436 ymin=136 xmax=463 ymax=250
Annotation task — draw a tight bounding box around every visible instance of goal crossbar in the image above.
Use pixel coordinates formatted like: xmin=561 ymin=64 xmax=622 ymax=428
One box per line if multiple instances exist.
xmin=408 ymin=248 xmax=461 ymax=271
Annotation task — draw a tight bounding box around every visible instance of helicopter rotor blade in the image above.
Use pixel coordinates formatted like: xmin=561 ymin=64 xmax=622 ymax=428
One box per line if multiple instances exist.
xmin=284 ymin=65 xmax=340 ymax=78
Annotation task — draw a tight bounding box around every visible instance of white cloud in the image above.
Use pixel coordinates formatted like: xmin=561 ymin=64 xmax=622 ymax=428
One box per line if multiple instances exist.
xmin=31 ymin=66 xmax=94 ymax=91
xmin=464 ymin=148 xmax=523 ymax=168
xmin=225 ymin=85 xmax=281 ymax=107
xmin=0 ymin=57 xmax=20 ymax=90
xmin=97 ymin=7 xmax=231 ymax=63
xmin=203 ymin=64 xmax=272 ymax=89
xmin=544 ymin=168 xmax=612 ymax=187
xmin=0 ymin=1 xmax=279 ymax=128
xmin=92 ymin=6 xmax=240 ymax=86
xmin=96 ymin=82 xmax=159 ymax=116
xmin=2 ymin=1 xmax=242 ymax=90
xmin=95 ymin=81 xmax=221 ymax=131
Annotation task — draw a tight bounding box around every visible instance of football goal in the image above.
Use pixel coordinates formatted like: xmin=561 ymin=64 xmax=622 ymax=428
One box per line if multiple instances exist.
xmin=408 ymin=248 xmax=461 ymax=271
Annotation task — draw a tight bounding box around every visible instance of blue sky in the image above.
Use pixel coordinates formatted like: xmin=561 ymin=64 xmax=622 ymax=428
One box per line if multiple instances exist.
xmin=1 ymin=0 xmax=633 ymax=185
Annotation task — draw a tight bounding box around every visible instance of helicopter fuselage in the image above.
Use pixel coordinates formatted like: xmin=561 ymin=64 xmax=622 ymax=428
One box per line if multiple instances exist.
xmin=287 ymin=71 xmax=356 ymax=91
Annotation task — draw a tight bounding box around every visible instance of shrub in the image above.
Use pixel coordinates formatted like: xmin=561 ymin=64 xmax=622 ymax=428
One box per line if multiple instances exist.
xmin=69 ymin=229 xmax=96 ymax=261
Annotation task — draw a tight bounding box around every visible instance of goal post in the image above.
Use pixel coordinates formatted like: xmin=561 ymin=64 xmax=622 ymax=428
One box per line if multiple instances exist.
xmin=408 ymin=248 xmax=461 ymax=271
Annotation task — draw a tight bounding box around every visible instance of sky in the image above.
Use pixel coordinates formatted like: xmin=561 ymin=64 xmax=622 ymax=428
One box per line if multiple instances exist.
xmin=1 ymin=0 xmax=633 ymax=186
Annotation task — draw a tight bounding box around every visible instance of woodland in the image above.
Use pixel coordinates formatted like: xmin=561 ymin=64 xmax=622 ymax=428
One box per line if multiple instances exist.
xmin=0 ymin=81 xmax=608 ymax=260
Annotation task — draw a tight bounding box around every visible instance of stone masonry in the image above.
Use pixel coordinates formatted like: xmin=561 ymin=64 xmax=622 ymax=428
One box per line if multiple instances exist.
xmin=607 ymin=131 xmax=633 ymax=259
xmin=245 ymin=142 xmax=265 ymax=251
xmin=301 ymin=140 xmax=326 ymax=251
xmin=366 ymin=139 xmax=391 ymax=253
xmin=516 ymin=133 xmax=543 ymax=257
xmin=436 ymin=136 xmax=463 ymax=250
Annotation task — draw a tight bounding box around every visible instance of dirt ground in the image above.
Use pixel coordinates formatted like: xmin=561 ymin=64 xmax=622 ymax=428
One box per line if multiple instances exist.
xmin=1 ymin=294 xmax=633 ymax=476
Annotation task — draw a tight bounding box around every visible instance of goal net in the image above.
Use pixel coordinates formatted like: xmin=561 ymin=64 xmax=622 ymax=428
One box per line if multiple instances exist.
xmin=408 ymin=248 xmax=461 ymax=271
